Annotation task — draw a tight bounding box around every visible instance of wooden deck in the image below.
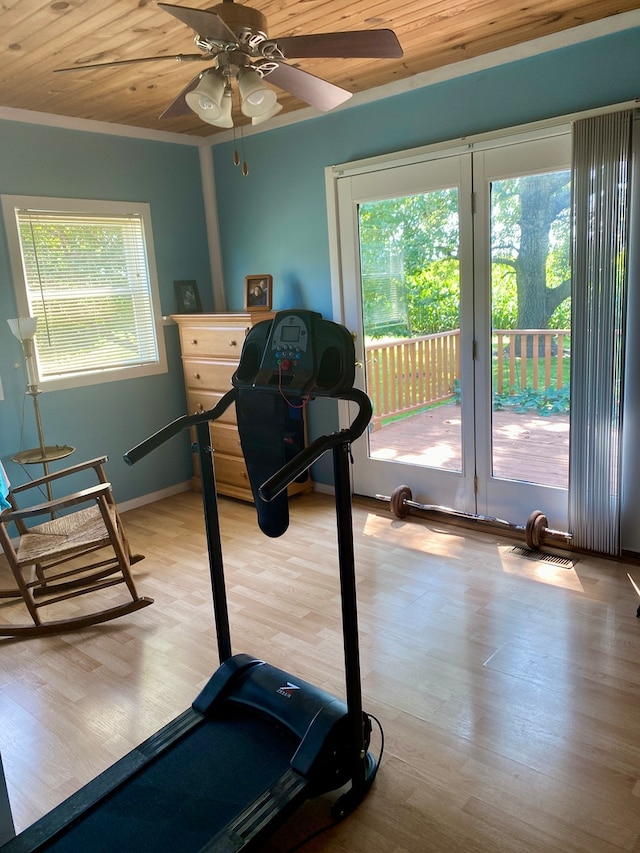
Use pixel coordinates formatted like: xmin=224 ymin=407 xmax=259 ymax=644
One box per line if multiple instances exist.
xmin=369 ymin=402 xmax=569 ymax=487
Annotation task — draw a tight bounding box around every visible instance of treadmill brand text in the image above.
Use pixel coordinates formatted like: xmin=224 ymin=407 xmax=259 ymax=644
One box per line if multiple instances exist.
xmin=277 ymin=682 xmax=301 ymax=698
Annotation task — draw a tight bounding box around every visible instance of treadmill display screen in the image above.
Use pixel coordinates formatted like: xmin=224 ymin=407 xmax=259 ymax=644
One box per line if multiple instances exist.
xmin=280 ymin=326 xmax=300 ymax=343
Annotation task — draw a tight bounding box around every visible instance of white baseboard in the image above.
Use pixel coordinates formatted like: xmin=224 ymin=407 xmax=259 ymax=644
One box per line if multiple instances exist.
xmin=119 ymin=481 xmax=191 ymax=513
xmin=119 ymin=479 xmax=334 ymax=514
xmin=310 ymin=482 xmax=334 ymax=496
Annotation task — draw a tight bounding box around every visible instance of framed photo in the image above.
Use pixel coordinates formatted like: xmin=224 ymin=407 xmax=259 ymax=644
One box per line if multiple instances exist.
xmin=174 ymin=280 xmax=202 ymax=313
xmin=244 ymin=275 xmax=272 ymax=311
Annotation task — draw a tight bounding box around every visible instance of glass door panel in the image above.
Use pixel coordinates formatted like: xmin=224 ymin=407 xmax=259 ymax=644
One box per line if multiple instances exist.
xmin=489 ymin=171 xmax=571 ymax=488
xmin=474 ymin=137 xmax=571 ymax=529
xmin=336 ymin=155 xmax=476 ymax=513
xmin=360 ymin=187 xmax=462 ymax=473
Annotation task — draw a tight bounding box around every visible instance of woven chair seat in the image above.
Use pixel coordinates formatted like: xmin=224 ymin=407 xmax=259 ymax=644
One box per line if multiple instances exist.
xmin=16 ymin=505 xmax=114 ymax=566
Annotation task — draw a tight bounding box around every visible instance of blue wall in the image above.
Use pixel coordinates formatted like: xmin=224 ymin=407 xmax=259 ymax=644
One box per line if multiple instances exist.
xmin=0 ymin=123 xmax=211 ymax=501
xmin=211 ymin=26 xmax=640 ymax=483
xmin=213 ymin=27 xmax=640 ymax=310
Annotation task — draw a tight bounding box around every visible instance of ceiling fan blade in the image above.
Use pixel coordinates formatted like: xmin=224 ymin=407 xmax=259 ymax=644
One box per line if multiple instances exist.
xmin=158 ymin=3 xmax=237 ymax=42
xmin=159 ymin=73 xmax=203 ymax=118
xmin=54 ymin=54 xmax=206 ymax=73
xmin=256 ymin=60 xmax=352 ymax=112
xmin=269 ymin=29 xmax=403 ymax=60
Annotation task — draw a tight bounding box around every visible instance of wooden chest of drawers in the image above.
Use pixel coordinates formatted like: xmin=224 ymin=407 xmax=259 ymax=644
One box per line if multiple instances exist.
xmin=171 ymin=313 xmax=311 ymax=502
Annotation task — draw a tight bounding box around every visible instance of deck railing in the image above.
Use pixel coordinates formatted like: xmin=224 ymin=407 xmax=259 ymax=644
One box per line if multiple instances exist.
xmin=493 ymin=329 xmax=571 ymax=396
xmin=365 ymin=331 xmax=460 ymax=429
xmin=365 ymin=328 xmax=570 ymax=428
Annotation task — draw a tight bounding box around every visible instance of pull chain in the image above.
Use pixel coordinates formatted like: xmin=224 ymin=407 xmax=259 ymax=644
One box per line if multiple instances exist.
xmin=239 ymin=123 xmax=249 ymax=176
xmin=229 ymin=86 xmax=249 ymax=175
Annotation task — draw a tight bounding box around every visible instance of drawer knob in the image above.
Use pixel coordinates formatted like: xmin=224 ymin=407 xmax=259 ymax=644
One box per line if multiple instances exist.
xmin=229 ymin=339 xmax=237 ymax=347
xmin=191 ymin=338 xmax=198 ymax=345
xmin=194 ymin=372 xmax=201 ymax=379
xmin=196 ymin=404 xmax=204 ymax=413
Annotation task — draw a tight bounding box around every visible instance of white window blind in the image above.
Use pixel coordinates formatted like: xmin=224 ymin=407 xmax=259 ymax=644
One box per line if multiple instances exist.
xmin=14 ymin=207 xmax=159 ymax=382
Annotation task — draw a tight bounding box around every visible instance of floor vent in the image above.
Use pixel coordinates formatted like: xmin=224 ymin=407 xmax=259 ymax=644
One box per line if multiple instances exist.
xmin=509 ymin=546 xmax=575 ymax=568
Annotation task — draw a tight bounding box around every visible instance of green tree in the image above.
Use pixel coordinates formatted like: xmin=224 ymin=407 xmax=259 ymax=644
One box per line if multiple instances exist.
xmin=359 ymin=189 xmax=460 ymax=336
xmin=358 ymin=171 xmax=571 ymax=338
xmin=491 ymin=173 xmax=571 ymax=331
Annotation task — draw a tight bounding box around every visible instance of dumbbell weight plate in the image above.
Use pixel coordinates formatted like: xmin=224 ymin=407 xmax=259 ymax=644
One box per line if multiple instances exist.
xmin=390 ymin=485 xmax=413 ymax=519
xmin=525 ymin=509 xmax=548 ymax=549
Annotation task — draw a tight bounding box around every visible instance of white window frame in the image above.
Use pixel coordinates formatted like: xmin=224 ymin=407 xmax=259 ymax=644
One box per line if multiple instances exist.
xmin=2 ymin=195 xmax=167 ymax=391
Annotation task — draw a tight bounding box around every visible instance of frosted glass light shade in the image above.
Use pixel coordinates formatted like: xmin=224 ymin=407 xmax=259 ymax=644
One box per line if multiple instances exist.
xmin=252 ymin=102 xmax=283 ymax=126
xmin=200 ymin=90 xmax=233 ymax=128
xmin=7 ymin=317 xmax=37 ymax=341
xmin=185 ymin=72 xmax=226 ymax=120
xmin=238 ymin=68 xmax=278 ymax=118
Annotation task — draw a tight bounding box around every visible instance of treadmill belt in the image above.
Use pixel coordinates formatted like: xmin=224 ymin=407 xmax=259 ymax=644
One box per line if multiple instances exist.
xmin=40 ymin=708 xmax=301 ymax=852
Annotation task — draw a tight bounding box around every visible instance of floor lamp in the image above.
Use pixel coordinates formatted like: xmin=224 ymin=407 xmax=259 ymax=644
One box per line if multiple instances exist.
xmin=8 ymin=317 xmax=74 ymax=499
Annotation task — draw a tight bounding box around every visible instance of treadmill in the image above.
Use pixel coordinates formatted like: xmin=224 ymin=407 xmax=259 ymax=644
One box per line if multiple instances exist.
xmin=2 ymin=310 xmax=378 ymax=852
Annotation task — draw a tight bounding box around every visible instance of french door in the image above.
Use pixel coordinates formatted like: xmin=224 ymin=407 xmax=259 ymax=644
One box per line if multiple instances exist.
xmin=332 ymin=133 xmax=572 ymax=530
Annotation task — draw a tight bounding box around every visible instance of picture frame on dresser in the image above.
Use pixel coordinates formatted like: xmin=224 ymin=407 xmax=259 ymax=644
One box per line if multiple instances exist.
xmin=174 ymin=280 xmax=202 ymax=313
xmin=244 ymin=275 xmax=272 ymax=311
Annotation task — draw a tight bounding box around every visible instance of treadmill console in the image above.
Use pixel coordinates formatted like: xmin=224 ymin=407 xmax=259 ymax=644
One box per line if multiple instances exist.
xmin=268 ymin=313 xmax=313 ymax=371
xmin=233 ymin=310 xmax=355 ymax=398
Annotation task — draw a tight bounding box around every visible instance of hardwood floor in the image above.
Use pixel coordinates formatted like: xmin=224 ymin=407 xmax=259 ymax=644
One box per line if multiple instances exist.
xmin=1 ymin=489 xmax=639 ymax=851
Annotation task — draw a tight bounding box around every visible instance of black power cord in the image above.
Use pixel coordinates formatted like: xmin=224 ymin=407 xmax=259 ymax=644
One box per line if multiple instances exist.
xmin=285 ymin=713 xmax=385 ymax=853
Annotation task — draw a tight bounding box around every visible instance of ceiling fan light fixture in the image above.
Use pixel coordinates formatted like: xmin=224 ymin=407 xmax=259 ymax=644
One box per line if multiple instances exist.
xmin=238 ymin=67 xmax=278 ymax=117
xmin=199 ymin=88 xmax=234 ymax=128
xmin=251 ymin=101 xmax=283 ymax=126
xmin=56 ymin=3 xmax=404 ymax=134
xmin=185 ymin=71 xmax=225 ymax=119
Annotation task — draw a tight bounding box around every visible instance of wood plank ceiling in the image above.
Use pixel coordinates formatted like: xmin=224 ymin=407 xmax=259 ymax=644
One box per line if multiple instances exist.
xmin=1 ymin=0 xmax=639 ymax=138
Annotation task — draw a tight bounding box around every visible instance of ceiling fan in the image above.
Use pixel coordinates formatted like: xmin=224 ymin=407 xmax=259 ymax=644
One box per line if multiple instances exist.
xmin=56 ymin=1 xmax=403 ymax=128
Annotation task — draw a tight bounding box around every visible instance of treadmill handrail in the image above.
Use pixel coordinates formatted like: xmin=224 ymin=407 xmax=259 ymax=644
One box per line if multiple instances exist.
xmin=259 ymin=388 xmax=372 ymax=502
xmin=123 ymin=388 xmax=239 ymax=465
xmin=124 ymin=387 xmax=372 ymax=497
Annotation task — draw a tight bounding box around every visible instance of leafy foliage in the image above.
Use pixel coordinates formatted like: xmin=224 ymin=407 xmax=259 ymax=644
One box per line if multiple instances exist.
xmin=358 ymin=170 xmax=572 ymax=339
xmin=493 ymin=384 xmax=570 ymax=415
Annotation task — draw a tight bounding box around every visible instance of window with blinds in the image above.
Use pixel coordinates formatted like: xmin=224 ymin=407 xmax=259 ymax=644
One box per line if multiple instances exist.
xmin=2 ymin=196 xmax=167 ymax=389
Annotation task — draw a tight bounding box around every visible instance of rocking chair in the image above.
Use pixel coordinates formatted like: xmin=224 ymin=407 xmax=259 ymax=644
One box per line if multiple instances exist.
xmin=0 ymin=457 xmax=153 ymax=638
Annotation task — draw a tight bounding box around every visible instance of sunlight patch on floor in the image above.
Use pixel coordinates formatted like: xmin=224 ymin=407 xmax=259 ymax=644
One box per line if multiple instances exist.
xmin=360 ymin=511 xmax=482 ymax=559
xmin=498 ymin=545 xmax=585 ymax=592
xmin=358 ymin=511 xmax=586 ymax=593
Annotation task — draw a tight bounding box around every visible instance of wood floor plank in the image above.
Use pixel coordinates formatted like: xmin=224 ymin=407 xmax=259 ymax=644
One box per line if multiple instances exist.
xmin=1 ymin=489 xmax=639 ymax=851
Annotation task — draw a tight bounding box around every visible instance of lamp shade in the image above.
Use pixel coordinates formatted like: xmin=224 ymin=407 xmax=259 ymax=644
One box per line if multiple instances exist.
xmin=185 ymin=72 xmax=226 ymax=120
xmin=200 ymin=89 xmax=234 ymax=129
xmin=8 ymin=317 xmax=39 ymax=388
xmin=238 ymin=68 xmax=278 ymax=118
xmin=7 ymin=317 xmax=37 ymax=342
xmin=252 ymin=102 xmax=283 ymax=126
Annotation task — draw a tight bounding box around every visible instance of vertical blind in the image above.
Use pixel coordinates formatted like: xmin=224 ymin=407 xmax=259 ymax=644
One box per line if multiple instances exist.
xmin=15 ymin=208 xmax=159 ymax=381
xmin=569 ymin=110 xmax=633 ymax=554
